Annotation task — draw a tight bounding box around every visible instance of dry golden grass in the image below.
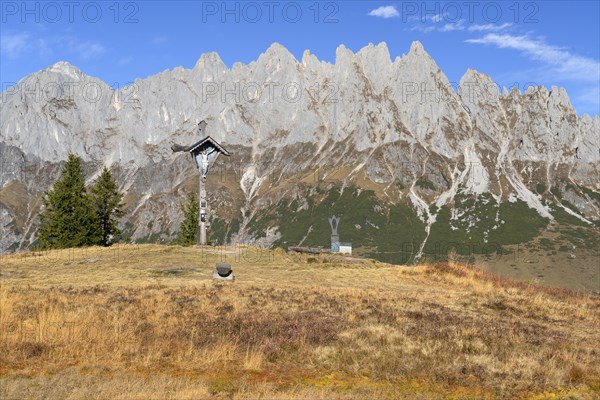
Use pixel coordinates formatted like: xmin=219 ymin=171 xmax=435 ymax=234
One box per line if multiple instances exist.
xmin=1 ymin=244 xmax=599 ymax=399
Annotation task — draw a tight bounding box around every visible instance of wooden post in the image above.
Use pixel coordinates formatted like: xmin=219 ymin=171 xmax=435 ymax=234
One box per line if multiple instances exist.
xmin=198 ymin=173 xmax=207 ymax=246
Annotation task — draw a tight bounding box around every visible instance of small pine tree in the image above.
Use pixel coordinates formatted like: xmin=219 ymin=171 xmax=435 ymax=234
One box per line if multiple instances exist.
xmin=91 ymin=167 xmax=125 ymax=246
xmin=176 ymin=192 xmax=199 ymax=246
xmin=37 ymin=154 xmax=100 ymax=249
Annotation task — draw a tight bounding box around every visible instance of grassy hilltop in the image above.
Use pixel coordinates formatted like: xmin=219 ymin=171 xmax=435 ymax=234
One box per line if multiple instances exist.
xmin=0 ymin=245 xmax=599 ymax=399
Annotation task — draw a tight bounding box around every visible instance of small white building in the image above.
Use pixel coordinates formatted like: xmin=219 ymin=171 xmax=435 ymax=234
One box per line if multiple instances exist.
xmin=338 ymin=242 xmax=352 ymax=255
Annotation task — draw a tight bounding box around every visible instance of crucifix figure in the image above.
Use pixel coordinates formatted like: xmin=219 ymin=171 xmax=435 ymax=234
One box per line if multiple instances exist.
xmin=198 ymin=147 xmax=217 ymax=179
xmin=200 ymin=150 xmax=209 ymax=178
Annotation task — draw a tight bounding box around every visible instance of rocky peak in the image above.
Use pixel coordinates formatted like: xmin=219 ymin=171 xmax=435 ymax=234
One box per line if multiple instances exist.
xmin=356 ymin=42 xmax=391 ymax=63
xmin=193 ymin=52 xmax=227 ymax=74
xmin=334 ymin=44 xmax=355 ymax=66
xmin=46 ymin=61 xmax=83 ymax=79
xmin=265 ymin=42 xmax=293 ymax=55
xmin=397 ymin=42 xmax=455 ymax=92
xmin=259 ymin=42 xmax=298 ymax=65
xmin=548 ymin=86 xmax=576 ymax=114
xmin=402 ymin=41 xmax=433 ymax=63
xmin=409 ymin=40 xmax=424 ymax=54
xmin=301 ymin=49 xmax=320 ymax=68
xmin=459 ymin=68 xmax=499 ymax=106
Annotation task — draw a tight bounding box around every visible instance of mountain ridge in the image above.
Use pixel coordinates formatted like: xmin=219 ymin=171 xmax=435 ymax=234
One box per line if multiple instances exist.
xmin=18 ymin=40 xmax=599 ymax=117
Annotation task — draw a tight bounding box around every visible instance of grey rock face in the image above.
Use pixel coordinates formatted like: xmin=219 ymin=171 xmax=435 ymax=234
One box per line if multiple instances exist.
xmin=1 ymin=41 xmax=598 ymax=252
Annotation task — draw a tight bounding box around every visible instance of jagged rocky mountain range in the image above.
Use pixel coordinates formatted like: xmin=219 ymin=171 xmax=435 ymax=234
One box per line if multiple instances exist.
xmin=1 ymin=41 xmax=599 ymax=258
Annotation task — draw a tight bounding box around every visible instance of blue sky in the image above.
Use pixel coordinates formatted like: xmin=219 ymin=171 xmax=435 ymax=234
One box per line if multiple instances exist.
xmin=1 ymin=1 xmax=599 ymax=115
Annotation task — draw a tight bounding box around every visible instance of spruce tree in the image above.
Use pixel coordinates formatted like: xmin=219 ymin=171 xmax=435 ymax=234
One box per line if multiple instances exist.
xmin=37 ymin=154 xmax=100 ymax=248
xmin=91 ymin=167 xmax=125 ymax=246
xmin=176 ymin=191 xmax=199 ymax=246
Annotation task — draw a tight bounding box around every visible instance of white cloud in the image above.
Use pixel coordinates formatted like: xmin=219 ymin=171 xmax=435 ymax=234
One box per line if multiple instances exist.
xmin=0 ymin=31 xmax=105 ymax=61
xmin=574 ymin=86 xmax=600 ymax=115
xmin=409 ymin=13 xmax=443 ymax=23
xmin=466 ymin=34 xmax=600 ymax=81
xmin=0 ymin=32 xmax=31 ymax=59
xmin=368 ymin=6 xmax=399 ymax=19
xmin=440 ymin=20 xmax=465 ymax=32
xmin=468 ymin=23 xmax=512 ymax=32
xmin=118 ymin=56 xmax=134 ymax=65
xmin=66 ymin=39 xmax=105 ymax=59
xmin=410 ymin=20 xmax=510 ymax=34
xmin=409 ymin=25 xmax=436 ymax=33
xmin=152 ymin=36 xmax=168 ymax=45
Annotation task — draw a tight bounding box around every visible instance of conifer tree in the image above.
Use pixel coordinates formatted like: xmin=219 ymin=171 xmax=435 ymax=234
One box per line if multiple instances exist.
xmin=37 ymin=154 xmax=100 ymax=248
xmin=91 ymin=167 xmax=125 ymax=246
xmin=176 ymin=191 xmax=199 ymax=246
